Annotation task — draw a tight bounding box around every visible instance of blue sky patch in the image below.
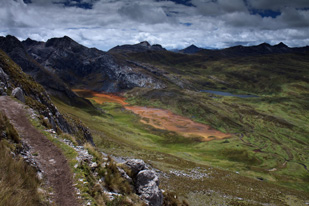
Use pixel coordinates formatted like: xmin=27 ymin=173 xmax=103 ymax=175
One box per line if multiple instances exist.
xmin=156 ymin=0 xmax=194 ymax=7
xmin=181 ymin=22 xmax=192 ymax=27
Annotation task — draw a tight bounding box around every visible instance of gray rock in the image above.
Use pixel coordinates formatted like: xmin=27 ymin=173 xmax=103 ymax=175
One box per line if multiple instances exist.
xmin=125 ymin=159 xmax=148 ymax=176
xmin=11 ymin=87 xmax=25 ymax=103
xmin=136 ymin=170 xmax=163 ymax=206
xmin=0 ymin=67 xmax=9 ymax=85
xmin=118 ymin=167 xmax=133 ymax=183
xmin=124 ymin=159 xmax=163 ymax=206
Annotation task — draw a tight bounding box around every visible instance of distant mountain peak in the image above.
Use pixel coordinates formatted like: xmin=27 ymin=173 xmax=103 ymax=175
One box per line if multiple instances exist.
xmin=188 ymin=44 xmax=198 ymax=48
xmin=257 ymin=42 xmax=271 ymax=47
xmin=180 ymin=44 xmax=202 ymax=54
xmin=275 ymin=42 xmax=288 ymax=48
xmin=108 ymin=41 xmax=166 ymax=53
xmin=138 ymin=41 xmax=151 ymax=47
xmin=45 ymin=36 xmax=79 ymax=48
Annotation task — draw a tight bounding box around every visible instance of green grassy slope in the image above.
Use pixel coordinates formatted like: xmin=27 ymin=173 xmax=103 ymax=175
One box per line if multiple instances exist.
xmin=122 ymin=51 xmax=309 ymax=190
xmin=52 ymin=94 xmax=309 ymax=205
xmin=127 ymin=51 xmax=309 ymax=93
xmin=51 ymin=50 xmax=309 ymax=204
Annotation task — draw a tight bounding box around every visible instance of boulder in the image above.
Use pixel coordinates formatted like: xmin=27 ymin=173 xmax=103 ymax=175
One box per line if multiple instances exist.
xmin=0 ymin=67 xmax=9 ymax=85
xmin=11 ymin=87 xmax=25 ymax=103
xmin=125 ymin=159 xmax=148 ymax=176
xmin=136 ymin=170 xmax=163 ymax=206
xmin=123 ymin=159 xmax=163 ymax=206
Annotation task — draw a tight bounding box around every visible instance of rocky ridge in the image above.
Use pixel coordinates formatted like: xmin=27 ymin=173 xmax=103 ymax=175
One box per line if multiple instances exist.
xmin=0 ymin=35 xmax=93 ymax=108
xmin=22 ymin=36 xmax=166 ymax=92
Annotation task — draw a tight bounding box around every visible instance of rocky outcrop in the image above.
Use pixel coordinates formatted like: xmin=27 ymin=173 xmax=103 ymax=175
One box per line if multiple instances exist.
xmin=11 ymin=87 xmax=25 ymax=103
xmin=136 ymin=170 xmax=163 ymax=206
xmin=124 ymin=159 xmax=163 ymax=206
xmin=0 ymin=66 xmax=9 ymax=95
xmin=125 ymin=159 xmax=149 ymax=176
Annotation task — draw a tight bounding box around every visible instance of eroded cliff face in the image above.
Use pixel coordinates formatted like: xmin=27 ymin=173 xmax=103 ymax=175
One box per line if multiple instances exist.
xmin=23 ymin=36 xmax=166 ymax=92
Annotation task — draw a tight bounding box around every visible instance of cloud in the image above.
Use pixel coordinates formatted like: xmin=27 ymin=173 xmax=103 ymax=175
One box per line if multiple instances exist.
xmin=278 ymin=7 xmax=309 ymax=28
xmin=0 ymin=0 xmax=308 ymax=51
xmin=118 ymin=2 xmax=169 ymax=24
xmin=247 ymin=0 xmax=309 ymax=10
xmin=191 ymin=0 xmax=248 ymax=16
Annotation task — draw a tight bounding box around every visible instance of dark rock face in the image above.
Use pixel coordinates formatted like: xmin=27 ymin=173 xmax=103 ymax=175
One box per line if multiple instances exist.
xmin=22 ymin=37 xmax=165 ymax=92
xmin=0 ymin=35 xmax=93 ymax=108
xmin=124 ymin=159 xmax=163 ymax=206
xmin=109 ymin=41 xmax=166 ymax=54
xmin=11 ymin=87 xmax=25 ymax=103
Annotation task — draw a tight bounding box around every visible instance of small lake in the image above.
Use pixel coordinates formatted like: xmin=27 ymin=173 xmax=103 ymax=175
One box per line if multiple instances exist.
xmin=200 ymin=90 xmax=258 ymax=98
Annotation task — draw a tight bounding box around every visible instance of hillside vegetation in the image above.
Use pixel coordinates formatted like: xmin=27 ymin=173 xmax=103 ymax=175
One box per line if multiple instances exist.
xmin=0 ymin=111 xmax=45 ymax=206
xmin=124 ymin=51 xmax=309 ymax=190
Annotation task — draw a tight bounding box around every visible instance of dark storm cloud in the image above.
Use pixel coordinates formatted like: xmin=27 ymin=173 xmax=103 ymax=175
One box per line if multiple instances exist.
xmin=1 ymin=0 xmax=309 ymax=50
xmin=118 ymin=2 xmax=170 ymax=24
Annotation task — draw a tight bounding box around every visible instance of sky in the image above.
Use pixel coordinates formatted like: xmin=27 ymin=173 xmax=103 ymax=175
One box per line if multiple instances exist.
xmin=0 ymin=0 xmax=309 ymax=51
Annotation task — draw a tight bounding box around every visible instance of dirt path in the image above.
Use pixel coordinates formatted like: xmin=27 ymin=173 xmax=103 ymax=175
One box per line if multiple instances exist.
xmin=0 ymin=96 xmax=78 ymax=206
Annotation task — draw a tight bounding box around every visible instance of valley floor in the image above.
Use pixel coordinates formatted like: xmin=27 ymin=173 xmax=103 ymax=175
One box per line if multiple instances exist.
xmin=56 ymin=90 xmax=309 ymax=206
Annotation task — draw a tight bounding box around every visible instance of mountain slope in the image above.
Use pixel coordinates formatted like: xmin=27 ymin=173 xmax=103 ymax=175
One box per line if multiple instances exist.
xmin=22 ymin=36 xmax=165 ymax=92
xmin=0 ymin=35 xmax=93 ymax=108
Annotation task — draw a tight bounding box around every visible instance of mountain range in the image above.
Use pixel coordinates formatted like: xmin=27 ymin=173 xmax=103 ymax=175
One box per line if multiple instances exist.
xmin=1 ymin=35 xmax=308 ymax=96
xmin=0 ymin=34 xmax=309 ymax=206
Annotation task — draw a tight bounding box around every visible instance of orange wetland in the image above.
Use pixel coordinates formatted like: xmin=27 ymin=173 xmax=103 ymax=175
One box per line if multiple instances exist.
xmin=73 ymin=89 xmax=230 ymax=141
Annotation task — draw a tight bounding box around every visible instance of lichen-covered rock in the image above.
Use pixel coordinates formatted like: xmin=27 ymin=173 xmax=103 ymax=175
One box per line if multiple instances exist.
xmin=136 ymin=170 xmax=163 ymax=206
xmin=124 ymin=159 xmax=163 ymax=206
xmin=125 ymin=159 xmax=148 ymax=176
xmin=0 ymin=67 xmax=9 ymax=85
xmin=0 ymin=67 xmax=9 ymax=95
xmin=11 ymin=87 xmax=25 ymax=103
